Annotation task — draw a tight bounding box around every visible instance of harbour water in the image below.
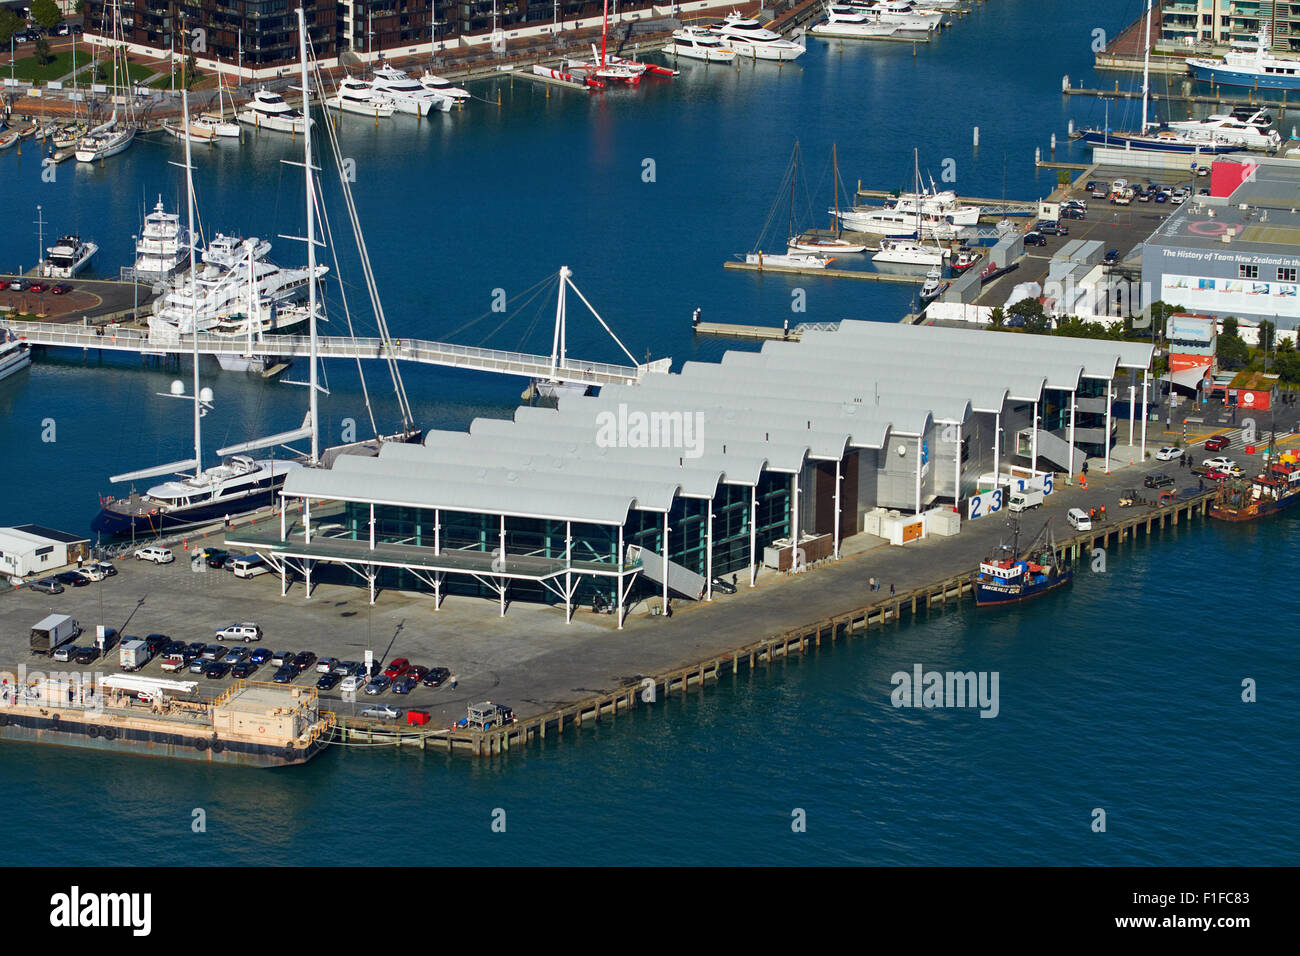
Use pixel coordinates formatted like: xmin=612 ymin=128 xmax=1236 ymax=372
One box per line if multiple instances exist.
xmin=1 ymin=0 xmax=1296 ymax=865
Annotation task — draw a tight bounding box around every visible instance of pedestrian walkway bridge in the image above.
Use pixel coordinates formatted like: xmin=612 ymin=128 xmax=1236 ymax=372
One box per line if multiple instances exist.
xmin=0 ymin=320 xmax=668 ymax=388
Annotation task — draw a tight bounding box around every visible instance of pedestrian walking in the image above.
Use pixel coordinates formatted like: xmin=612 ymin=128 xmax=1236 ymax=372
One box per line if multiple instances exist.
xmin=889 ymin=583 xmax=895 ymax=596
xmin=869 ymin=576 xmax=876 ymax=592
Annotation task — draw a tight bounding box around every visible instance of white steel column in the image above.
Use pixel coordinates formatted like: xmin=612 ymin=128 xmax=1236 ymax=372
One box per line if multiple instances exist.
xmin=499 ymin=514 xmax=506 ymax=618
xmin=565 ymin=520 xmax=573 ymax=624
xmin=749 ymin=485 xmax=757 ymax=588
xmin=661 ymin=513 xmax=669 ymax=612
xmin=617 ymin=525 xmax=624 ymax=629
xmin=705 ymin=500 xmax=713 ymax=601
xmin=304 ymin=499 xmax=311 ymax=544
xmin=1140 ymin=372 xmax=1150 ymax=460
xmin=952 ymin=428 xmax=961 ymax=514
xmin=1128 ymin=384 xmax=1136 ymax=447
xmin=791 ymin=472 xmax=800 ymax=569
xmin=1031 ymin=400 xmax=1039 ymax=476
xmin=369 ymin=503 xmax=375 ymax=550
xmin=433 ymin=508 xmax=441 ymax=611
xmin=1068 ymin=391 xmax=1077 ymax=483
xmin=280 ymin=500 xmax=287 ymax=541
xmin=993 ymin=412 xmax=1001 ymax=485
xmin=1104 ymin=379 xmax=1113 ymax=473
xmin=914 ymin=436 xmax=923 ymax=515
xmin=833 ymin=458 xmax=842 ymax=560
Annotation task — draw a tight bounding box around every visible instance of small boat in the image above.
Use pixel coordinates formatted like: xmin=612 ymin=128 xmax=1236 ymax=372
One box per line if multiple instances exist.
xmin=43 ymin=235 xmax=98 ymax=277
xmin=745 ymin=251 xmax=834 ymax=268
xmin=52 ymin=124 xmax=85 ymax=149
xmin=664 ymin=26 xmax=737 ymax=63
xmin=33 ymin=122 xmax=59 ymax=142
xmin=788 ymin=235 xmax=867 ymax=253
xmin=161 ymin=118 xmax=217 ymax=143
xmin=951 ymin=249 xmax=981 ymax=273
xmin=196 ymin=72 xmax=242 ymax=137
xmin=0 ymin=331 xmax=32 ymax=385
xmin=873 ymin=237 xmax=950 ymax=266
xmin=0 ymin=129 xmax=19 ymax=151
xmin=974 ymin=518 xmax=1072 ymax=607
xmin=237 ymin=88 xmax=311 ymax=134
xmin=419 ymin=71 xmax=471 ymax=101
xmin=919 ymin=268 xmax=946 ymax=305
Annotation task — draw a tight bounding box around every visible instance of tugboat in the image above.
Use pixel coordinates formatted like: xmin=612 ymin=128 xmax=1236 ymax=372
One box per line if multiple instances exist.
xmin=950 ymin=248 xmax=981 ymax=273
xmin=1209 ymin=452 xmax=1300 ymax=521
xmin=974 ymin=517 xmax=1072 ymax=607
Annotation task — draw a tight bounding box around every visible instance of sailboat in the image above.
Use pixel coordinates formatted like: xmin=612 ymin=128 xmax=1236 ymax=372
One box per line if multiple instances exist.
xmin=741 ymin=142 xmax=836 ymax=268
xmin=873 ymin=148 xmax=951 ymax=267
xmin=91 ymin=93 xmax=300 ymax=538
xmin=196 ymin=71 xmax=242 ymax=137
xmin=1079 ymin=0 xmax=1244 ymax=155
xmin=789 ymin=144 xmax=868 ymax=254
xmin=74 ymin=1 xmax=136 ymax=163
xmin=563 ymin=0 xmax=676 ymax=85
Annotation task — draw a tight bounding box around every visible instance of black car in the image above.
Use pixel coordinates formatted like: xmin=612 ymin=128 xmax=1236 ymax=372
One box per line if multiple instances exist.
xmin=101 ymin=628 xmax=120 ymax=650
xmin=204 ymin=661 xmax=231 ymax=679
xmin=144 ymin=634 xmax=170 ymax=655
xmin=272 ymin=665 xmax=298 ymax=684
xmin=204 ymin=549 xmax=230 ymax=569
xmin=1023 ymin=232 xmax=1047 ymax=247
xmin=55 ymin=571 xmax=90 ymax=588
xmin=1103 ymin=249 xmax=1120 ymax=264
xmin=187 ymin=640 xmax=208 ymax=657
xmin=1144 ymin=472 xmax=1175 ymax=488
xmin=292 ymin=651 xmax=317 ymax=673
xmin=1037 ymin=220 xmax=1068 ymax=236
xmin=230 ymin=661 xmax=259 ymax=679
xmin=163 ymin=640 xmax=187 ymax=656
xmin=422 ymin=666 xmax=451 ymax=688
xmin=95 ymin=561 xmax=118 ymax=577
xmin=28 ymin=577 xmax=64 ymax=594
xmin=1060 ymin=207 xmax=1086 ymax=220
xmin=73 ymin=647 xmax=100 ymax=665
xmin=316 ymin=672 xmax=341 ymax=691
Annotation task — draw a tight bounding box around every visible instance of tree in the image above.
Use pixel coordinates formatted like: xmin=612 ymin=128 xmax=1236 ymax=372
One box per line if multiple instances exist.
xmin=32 ymin=34 xmax=51 ymax=66
xmin=184 ymin=52 xmax=198 ymax=89
xmin=0 ymin=9 xmax=22 ymax=45
xmin=1007 ymin=297 xmax=1051 ymax=333
xmin=31 ymin=0 xmax=63 ymax=30
xmin=1258 ymin=319 xmax=1276 ymax=354
xmin=1218 ymin=334 xmax=1250 ymax=370
xmin=1222 ymin=316 xmax=1239 ymax=340
xmin=988 ymin=306 xmax=1006 ymax=329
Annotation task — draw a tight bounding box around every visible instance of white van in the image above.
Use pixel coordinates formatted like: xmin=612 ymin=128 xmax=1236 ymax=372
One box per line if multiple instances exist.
xmin=231 ymin=556 xmax=270 ymax=579
xmin=1067 ymin=507 xmax=1092 ymax=531
xmin=133 ymin=546 xmax=174 ymax=564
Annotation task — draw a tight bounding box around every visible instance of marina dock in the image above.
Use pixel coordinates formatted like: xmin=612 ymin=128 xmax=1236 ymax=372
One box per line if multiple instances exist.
xmin=723 ymin=260 xmax=923 ymax=283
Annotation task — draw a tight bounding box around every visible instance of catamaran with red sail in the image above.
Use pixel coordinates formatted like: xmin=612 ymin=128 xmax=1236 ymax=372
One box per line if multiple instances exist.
xmin=538 ymin=0 xmax=676 ymax=88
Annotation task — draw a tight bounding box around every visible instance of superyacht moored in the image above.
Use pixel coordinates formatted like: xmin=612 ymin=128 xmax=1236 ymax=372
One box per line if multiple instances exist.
xmin=329 ymin=76 xmax=397 ymax=117
xmin=237 ymin=88 xmax=311 ymax=134
xmin=711 ymin=11 xmax=807 ymax=60
xmin=43 ymin=236 xmax=98 ymax=278
xmin=128 ymin=198 xmax=191 ymax=282
xmin=810 ymin=6 xmax=900 ymax=39
xmin=664 ymin=27 xmax=738 ymax=63
xmin=369 ymin=64 xmax=449 ymax=114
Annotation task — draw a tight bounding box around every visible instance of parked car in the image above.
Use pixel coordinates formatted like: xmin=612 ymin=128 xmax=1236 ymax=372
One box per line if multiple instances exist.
xmin=392 ymin=675 xmax=418 ymax=695
xmin=74 ymin=646 xmax=101 ymax=665
xmin=1171 ymin=188 xmax=1187 ymax=204
xmin=360 ymin=704 xmax=402 ymax=720
xmin=316 ymin=672 xmax=341 ymax=691
xmin=200 ymin=644 xmax=225 ymax=661
xmin=1205 ymin=466 xmax=1231 ymax=480
xmin=187 ymin=640 xmax=208 ymax=657
xmin=78 ymin=563 xmax=110 ymax=582
xmin=383 ymin=657 xmax=410 ymax=679
xmin=316 ymin=657 xmax=339 ymax=674
xmin=95 ymin=561 xmax=117 ymax=577
xmin=272 ymin=665 xmax=298 ymax=684
xmin=1204 ymin=435 xmax=1231 ymax=451
xmin=1154 ymin=190 xmax=1168 ymax=204
xmin=28 ymin=280 xmax=48 ymax=293
xmin=340 ymin=675 xmax=367 ymax=694
xmin=144 ymin=633 xmax=170 ymax=654
xmin=204 ymin=661 xmax=231 ymax=680
xmin=1023 ymin=231 xmax=1047 ymax=247
xmin=27 ymin=577 xmax=63 ymax=594
xmin=1037 ymin=220 xmax=1068 ymax=236
xmin=8 ymin=278 xmax=28 ymax=291
xmin=334 ymin=660 xmax=358 ymax=676
xmin=230 ymin=661 xmax=259 ymax=679
xmin=1089 ymin=182 xmax=1108 ymax=198
xmin=422 ymin=666 xmax=451 ymax=688
xmin=1144 ymin=472 xmax=1175 ymax=488
xmin=189 ymin=658 xmax=209 ymax=675
xmin=292 ymin=651 xmax=317 ymax=673
xmin=221 ymin=647 xmax=249 ymax=665
xmin=163 ymin=640 xmax=187 ymax=656
xmin=1202 ymin=456 xmax=1235 ymax=471
xmin=1154 ymin=446 xmax=1183 ymax=461
xmin=1103 ymin=249 xmax=1120 ymax=265
xmin=50 ymin=282 xmax=73 ymax=295
xmin=406 ymin=665 xmax=429 ymax=683
xmin=1061 ymin=207 xmax=1086 ymax=220
xmin=133 ymin=546 xmax=174 ymax=564
xmin=54 ymin=571 xmax=90 ymax=588
xmin=249 ymin=647 xmax=272 ymax=665
xmin=364 ymin=675 xmax=392 ymax=696
xmin=203 ymin=548 xmax=230 ymax=569
xmin=52 ymin=645 xmax=76 ymax=663
xmin=215 ymin=622 xmax=262 ymax=642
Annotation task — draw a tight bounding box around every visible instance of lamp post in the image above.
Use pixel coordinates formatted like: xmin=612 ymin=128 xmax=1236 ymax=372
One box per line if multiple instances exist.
xmin=131 ymin=234 xmax=138 ymax=318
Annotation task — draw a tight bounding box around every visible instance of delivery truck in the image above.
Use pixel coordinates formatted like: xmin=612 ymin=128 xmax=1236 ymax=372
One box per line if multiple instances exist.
xmin=30 ymin=614 xmax=81 ymax=656
xmin=119 ymin=639 xmax=152 ymax=672
xmin=1007 ymin=488 xmax=1045 ymax=513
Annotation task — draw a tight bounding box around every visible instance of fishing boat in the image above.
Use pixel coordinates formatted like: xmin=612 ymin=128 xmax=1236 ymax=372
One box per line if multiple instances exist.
xmin=710 ymin=11 xmax=806 ymax=61
xmin=329 ymin=75 xmax=397 ymax=117
xmin=951 ymin=248 xmax=981 ymax=273
xmin=664 ymin=26 xmax=737 ymax=63
xmin=43 ymin=236 xmax=98 ymax=278
xmin=1209 ymin=448 xmax=1300 ymax=521
xmin=237 ymin=88 xmax=311 ymax=134
xmin=919 ymin=268 xmax=946 ymax=305
xmin=0 ymin=331 xmax=32 ymax=385
xmin=974 ymin=518 xmax=1072 ymax=607
xmin=1187 ymin=28 xmax=1300 ymax=92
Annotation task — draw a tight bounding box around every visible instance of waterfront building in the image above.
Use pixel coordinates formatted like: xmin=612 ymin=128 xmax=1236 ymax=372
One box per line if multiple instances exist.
xmin=228 ymin=323 xmax=1153 ymax=622
xmin=1141 ymin=157 xmax=1300 ymax=333
xmin=1160 ymin=0 xmax=1300 ymax=54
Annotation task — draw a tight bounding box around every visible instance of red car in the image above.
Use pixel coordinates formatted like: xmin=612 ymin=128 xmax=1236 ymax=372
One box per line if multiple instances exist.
xmin=1205 ymin=467 xmax=1230 ymax=481
xmin=1204 ymin=435 xmax=1230 ymax=451
xmin=406 ymin=664 xmax=429 ymax=683
xmin=383 ymin=657 xmax=410 ymax=680
xmin=28 ymin=280 xmax=48 ymax=293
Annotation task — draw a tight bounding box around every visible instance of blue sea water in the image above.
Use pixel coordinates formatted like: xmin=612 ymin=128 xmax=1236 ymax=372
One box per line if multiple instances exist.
xmin=1 ymin=0 xmax=1296 ymax=866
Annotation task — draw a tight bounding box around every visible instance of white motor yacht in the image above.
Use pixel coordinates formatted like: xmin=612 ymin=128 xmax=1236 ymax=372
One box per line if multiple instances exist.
xmin=419 ymin=71 xmax=471 ymax=101
xmin=664 ymin=26 xmax=738 ymax=63
xmin=810 ymin=6 xmax=900 ymax=40
xmin=834 ymin=205 xmax=961 ymax=239
xmin=43 ymin=235 xmax=98 ymax=277
xmin=130 ymin=198 xmax=191 ymax=282
xmin=745 ymin=251 xmax=835 ymax=268
xmin=1166 ymin=109 xmax=1281 ymax=150
xmin=872 ymin=238 xmax=950 ymax=266
xmin=0 ymin=332 xmax=31 ymax=385
xmin=369 ymin=65 xmax=449 ymax=114
xmin=329 ymin=75 xmax=397 ymax=117
xmin=711 ymin=11 xmax=807 ymax=61
xmin=237 ymin=88 xmax=311 ymax=134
